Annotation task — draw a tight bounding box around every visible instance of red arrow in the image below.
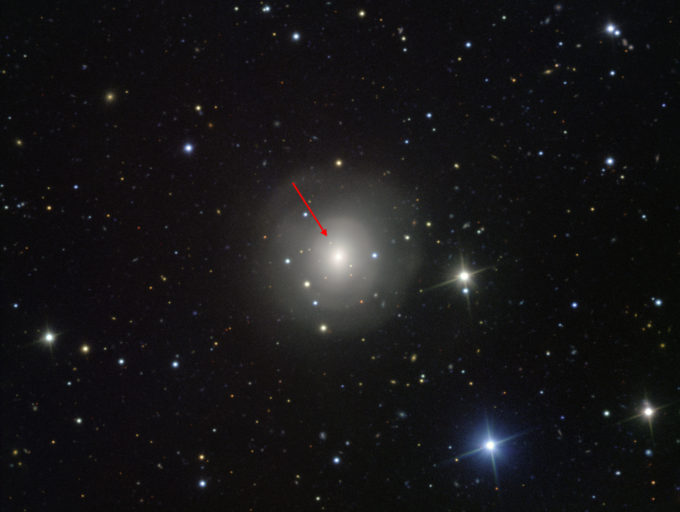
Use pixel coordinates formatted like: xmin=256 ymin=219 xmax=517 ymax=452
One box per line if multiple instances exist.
xmin=292 ymin=182 xmax=327 ymax=236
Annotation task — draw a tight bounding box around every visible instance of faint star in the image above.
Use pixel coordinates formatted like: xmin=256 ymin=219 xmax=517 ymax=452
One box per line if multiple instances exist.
xmin=183 ymin=143 xmax=194 ymax=154
xmin=292 ymin=32 xmax=301 ymax=41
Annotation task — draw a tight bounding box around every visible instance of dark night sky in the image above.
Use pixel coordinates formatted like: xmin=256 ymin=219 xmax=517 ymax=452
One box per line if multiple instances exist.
xmin=2 ymin=1 xmax=679 ymax=510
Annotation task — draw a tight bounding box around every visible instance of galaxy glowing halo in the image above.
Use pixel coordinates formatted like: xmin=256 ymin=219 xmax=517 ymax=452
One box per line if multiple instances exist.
xmin=255 ymin=168 xmax=421 ymax=335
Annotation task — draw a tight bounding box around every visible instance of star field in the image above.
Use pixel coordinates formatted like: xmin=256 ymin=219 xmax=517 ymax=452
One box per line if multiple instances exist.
xmin=2 ymin=2 xmax=679 ymax=511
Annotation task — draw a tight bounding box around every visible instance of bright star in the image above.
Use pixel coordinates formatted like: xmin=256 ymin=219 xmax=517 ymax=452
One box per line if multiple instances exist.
xmin=44 ymin=332 xmax=55 ymax=343
xmin=644 ymin=407 xmax=654 ymax=417
xmin=459 ymin=271 xmax=470 ymax=282
xmin=292 ymin=32 xmax=301 ymax=41
xmin=485 ymin=440 xmax=496 ymax=451
xmin=319 ymin=324 xmax=328 ymax=333
xmin=183 ymin=143 xmax=194 ymax=154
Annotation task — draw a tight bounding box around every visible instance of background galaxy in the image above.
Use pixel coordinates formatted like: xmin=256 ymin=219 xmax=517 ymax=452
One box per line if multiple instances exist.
xmin=2 ymin=1 xmax=679 ymax=511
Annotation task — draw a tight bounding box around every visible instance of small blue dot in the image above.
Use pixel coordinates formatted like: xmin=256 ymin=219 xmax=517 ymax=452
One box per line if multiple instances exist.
xmin=404 ymin=139 xmax=410 ymax=145
xmin=73 ymin=184 xmax=79 ymax=190
xmin=465 ymin=41 xmax=472 ymax=48
xmin=184 ymin=143 xmax=194 ymax=154
xmin=172 ymin=360 xmax=179 ymax=368
xmin=312 ymin=300 xmax=318 ymax=306
xmin=12 ymin=303 xmax=19 ymax=309
xmin=425 ymin=112 xmax=432 ymax=119
xmin=371 ymin=252 xmax=378 ymax=259
xmin=654 ymin=298 xmax=662 ymax=307
xmin=571 ymin=302 xmax=578 ymax=309
xmin=462 ymin=287 xmax=469 ymax=295
xmin=198 ymin=479 xmax=207 ymax=488
xmin=292 ymin=32 xmax=300 ymax=41
xmin=332 ymin=456 xmax=341 ymax=465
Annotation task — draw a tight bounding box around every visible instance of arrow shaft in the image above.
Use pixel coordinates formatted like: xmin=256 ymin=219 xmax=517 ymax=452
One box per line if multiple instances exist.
xmin=292 ymin=182 xmax=323 ymax=230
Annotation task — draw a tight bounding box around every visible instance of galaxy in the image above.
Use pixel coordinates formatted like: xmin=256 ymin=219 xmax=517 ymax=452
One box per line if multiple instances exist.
xmin=3 ymin=2 xmax=679 ymax=510
xmin=257 ymin=171 xmax=421 ymax=335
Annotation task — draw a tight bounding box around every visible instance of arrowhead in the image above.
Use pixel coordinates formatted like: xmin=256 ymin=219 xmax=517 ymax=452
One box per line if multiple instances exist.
xmin=321 ymin=228 xmax=327 ymax=236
